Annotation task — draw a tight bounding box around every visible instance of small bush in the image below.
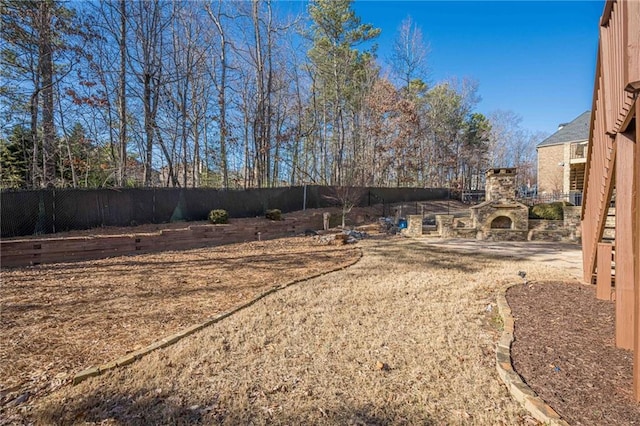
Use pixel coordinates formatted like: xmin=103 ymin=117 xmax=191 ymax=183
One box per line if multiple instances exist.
xmin=208 ymin=209 xmax=229 ymax=224
xmin=529 ymin=201 xmax=571 ymax=220
xmin=265 ymin=209 xmax=282 ymax=221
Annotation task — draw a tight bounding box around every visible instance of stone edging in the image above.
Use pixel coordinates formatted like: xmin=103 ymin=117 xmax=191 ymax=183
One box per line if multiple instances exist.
xmin=73 ymin=246 xmax=364 ymax=385
xmin=496 ymin=288 xmax=570 ymax=426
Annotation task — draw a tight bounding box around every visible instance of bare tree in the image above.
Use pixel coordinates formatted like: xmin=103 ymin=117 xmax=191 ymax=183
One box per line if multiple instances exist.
xmin=250 ymin=0 xmax=274 ymax=188
xmin=205 ymin=0 xmax=230 ymax=188
xmin=390 ymin=15 xmax=430 ymax=91
xmin=129 ymin=0 xmax=171 ymax=186
xmin=323 ymin=186 xmax=366 ymax=228
xmin=487 ymin=110 xmax=547 ymax=191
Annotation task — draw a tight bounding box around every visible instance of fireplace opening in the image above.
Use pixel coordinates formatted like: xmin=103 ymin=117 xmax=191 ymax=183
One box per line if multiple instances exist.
xmin=490 ymin=216 xmax=512 ymax=229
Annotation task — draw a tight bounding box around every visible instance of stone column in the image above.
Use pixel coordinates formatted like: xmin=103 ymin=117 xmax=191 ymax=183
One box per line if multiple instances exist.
xmin=405 ymin=215 xmax=423 ymax=237
xmin=435 ymin=214 xmax=454 ymax=238
xmin=563 ymin=206 xmax=582 ymax=242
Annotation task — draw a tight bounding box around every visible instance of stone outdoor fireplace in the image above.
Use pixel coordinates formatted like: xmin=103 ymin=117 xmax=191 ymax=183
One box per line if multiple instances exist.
xmin=429 ymin=166 xmax=581 ymax=242
xmin=469 ymin=168 xmax=529 ymax=240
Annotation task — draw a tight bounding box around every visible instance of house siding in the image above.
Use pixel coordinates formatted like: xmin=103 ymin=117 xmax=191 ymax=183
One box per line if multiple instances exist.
xmin=537 ymin=144 xmax=564 ymax=194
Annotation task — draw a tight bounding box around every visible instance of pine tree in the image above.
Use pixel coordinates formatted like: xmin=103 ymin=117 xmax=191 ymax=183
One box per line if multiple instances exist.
xmin=0 ymin=125 xmax=32 ymax=188
xmin=307 ymin=0 xmax=380 ymax=185
xmin=1 ymin=0 xmax=93 ymax=188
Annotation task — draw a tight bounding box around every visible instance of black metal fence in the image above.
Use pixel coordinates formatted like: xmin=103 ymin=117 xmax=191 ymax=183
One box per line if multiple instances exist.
xmin=517 ymin=192 xmax=583 ymax=207
xmin=1 ymin=186 xmax=448 ymax=238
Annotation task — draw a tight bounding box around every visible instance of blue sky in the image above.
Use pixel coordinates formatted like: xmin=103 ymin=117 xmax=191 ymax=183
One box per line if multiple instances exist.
xmin=288 ymin=0 xmax=604 ymax=135
xmin=355 ymin=1 xmax=604 ymax=134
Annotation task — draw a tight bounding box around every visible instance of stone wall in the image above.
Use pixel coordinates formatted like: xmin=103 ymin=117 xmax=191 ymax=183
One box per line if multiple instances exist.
xmin=434 ymin=214 xmax=581 ymax=243
xmin=479 ymin=229 xmax=529 ymax=242
xmin=423 ymin=168 xmax=582 ymax=243
xmin=527 ymin=220 xmax=572 ymax=242
xmin=563 ymin=206 xmax=582 ymax=242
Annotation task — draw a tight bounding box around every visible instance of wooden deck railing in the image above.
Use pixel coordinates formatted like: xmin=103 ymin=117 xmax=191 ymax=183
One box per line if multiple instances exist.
xmin=581 ymin=0 xmax=639 ymax=401
xmin=569 ymin=141 xmax=588 ymax=161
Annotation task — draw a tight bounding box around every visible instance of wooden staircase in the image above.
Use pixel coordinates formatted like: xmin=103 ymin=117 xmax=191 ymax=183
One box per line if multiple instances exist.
xmin=581 ymin=0 xmax=639 ymax=401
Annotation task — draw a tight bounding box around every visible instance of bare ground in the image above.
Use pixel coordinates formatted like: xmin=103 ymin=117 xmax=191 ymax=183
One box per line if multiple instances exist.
xmin=3 ymin=230 xmax=629 ymax=425
xmin=8 ymin=236 xmax=584 ymax=425
xmin=0 ymin=237 xmax=359 ymax=421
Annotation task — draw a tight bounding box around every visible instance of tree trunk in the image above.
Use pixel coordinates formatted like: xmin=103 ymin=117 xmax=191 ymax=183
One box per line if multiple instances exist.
xmin=205 ymin=1 xmax=230 ymax=188
xmin=143 ymin=72 xmax=154 ymax=186
xmin=118 ymin=0 xmax=127 ymax=186
xmin=39 ymin=0 xmax=55 ymax=187
xmin=30 ymin=89 xmax=39 ymax=188
xmin=218 ymin=56 xmax=228 ymax=188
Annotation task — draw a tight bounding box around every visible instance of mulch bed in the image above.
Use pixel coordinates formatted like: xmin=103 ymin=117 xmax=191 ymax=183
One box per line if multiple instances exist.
xmin=507 ymin=281 xmax=640 ymax=425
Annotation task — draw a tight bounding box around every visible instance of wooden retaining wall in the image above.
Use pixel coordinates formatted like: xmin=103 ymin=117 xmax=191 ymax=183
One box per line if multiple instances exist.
xmin=0 ymin=216 xmax=323 ymax=268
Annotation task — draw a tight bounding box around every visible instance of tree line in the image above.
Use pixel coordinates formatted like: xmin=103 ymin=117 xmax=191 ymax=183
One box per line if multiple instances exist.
xmin=0 ymin=0 xmax=544 ymax=190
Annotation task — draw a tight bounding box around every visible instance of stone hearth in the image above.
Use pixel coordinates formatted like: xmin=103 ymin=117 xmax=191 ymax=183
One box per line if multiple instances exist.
xmin=470 ymin=168 xmax=529 ymax=241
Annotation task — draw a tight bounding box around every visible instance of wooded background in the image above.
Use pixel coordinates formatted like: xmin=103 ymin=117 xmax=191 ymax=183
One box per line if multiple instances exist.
xmin=0 ymin=0 xmax=543 ymax=191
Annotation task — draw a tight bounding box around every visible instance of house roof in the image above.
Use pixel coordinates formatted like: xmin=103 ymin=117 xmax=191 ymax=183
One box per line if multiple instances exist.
xmin=537 ymin=111 xmax=591 ymax=148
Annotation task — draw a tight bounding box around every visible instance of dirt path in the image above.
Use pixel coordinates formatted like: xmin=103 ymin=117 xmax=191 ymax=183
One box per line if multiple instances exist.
xmin=25 ymin=237 xmax=580 ymax=425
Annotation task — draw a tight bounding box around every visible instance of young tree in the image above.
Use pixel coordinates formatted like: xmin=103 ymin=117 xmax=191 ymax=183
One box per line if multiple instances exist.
xmin=323 ymin=185 xmax=366 ymax=228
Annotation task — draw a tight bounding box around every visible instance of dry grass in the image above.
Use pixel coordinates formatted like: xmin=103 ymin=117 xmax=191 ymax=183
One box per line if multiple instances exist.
xmin=19 ymin=237 xmax=579 ymax=425
xmin=0 ymin=237 xmax=359 ymax=417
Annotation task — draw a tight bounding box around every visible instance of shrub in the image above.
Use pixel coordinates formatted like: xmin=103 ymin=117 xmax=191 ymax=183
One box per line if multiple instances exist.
xmin=208 ymin=209 xmax=229 ymax=224
xmin=529 ymin=201 xmax=572 ymax=220
xmin=265 ymin=209 xmax=282 ymax=221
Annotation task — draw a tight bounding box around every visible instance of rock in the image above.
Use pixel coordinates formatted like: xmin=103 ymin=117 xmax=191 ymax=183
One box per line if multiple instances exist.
xmin=10 ymin=392 xmax=30 ymax=406
xmin=375 ymin=361 xmax=389 ymax=371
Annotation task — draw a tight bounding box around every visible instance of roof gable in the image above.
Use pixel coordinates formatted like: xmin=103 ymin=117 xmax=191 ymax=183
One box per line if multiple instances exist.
xmin=537 ymin=111 xmax=591 ymax=148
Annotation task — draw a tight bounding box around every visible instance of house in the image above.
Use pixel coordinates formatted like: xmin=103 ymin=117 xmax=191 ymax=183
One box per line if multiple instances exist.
xmin=536 ymin=111 xmax=590 ymax=204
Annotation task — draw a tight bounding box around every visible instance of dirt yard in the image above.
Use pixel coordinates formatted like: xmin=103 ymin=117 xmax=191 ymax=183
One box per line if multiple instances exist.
xmin=5 ymin=235 xmax=588 ymax=425
xmin=3 ymin=226 xmax=636 ymax=425
xmin=0 ymin=236 xmax=360 ymax=422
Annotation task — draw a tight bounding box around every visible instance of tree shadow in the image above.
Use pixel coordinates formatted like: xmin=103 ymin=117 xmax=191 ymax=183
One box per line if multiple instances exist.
xmin=33 ymin=387 xmax=435 ymax=425
xmin=35 ymin=388 xmax=204 ymax=426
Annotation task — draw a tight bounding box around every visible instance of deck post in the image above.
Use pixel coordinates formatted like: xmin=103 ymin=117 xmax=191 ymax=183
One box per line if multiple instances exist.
xmin=633 ymin=99 xmax=639 ymax=402
xmin=615 ymin=131 xmax=636 ymax=349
